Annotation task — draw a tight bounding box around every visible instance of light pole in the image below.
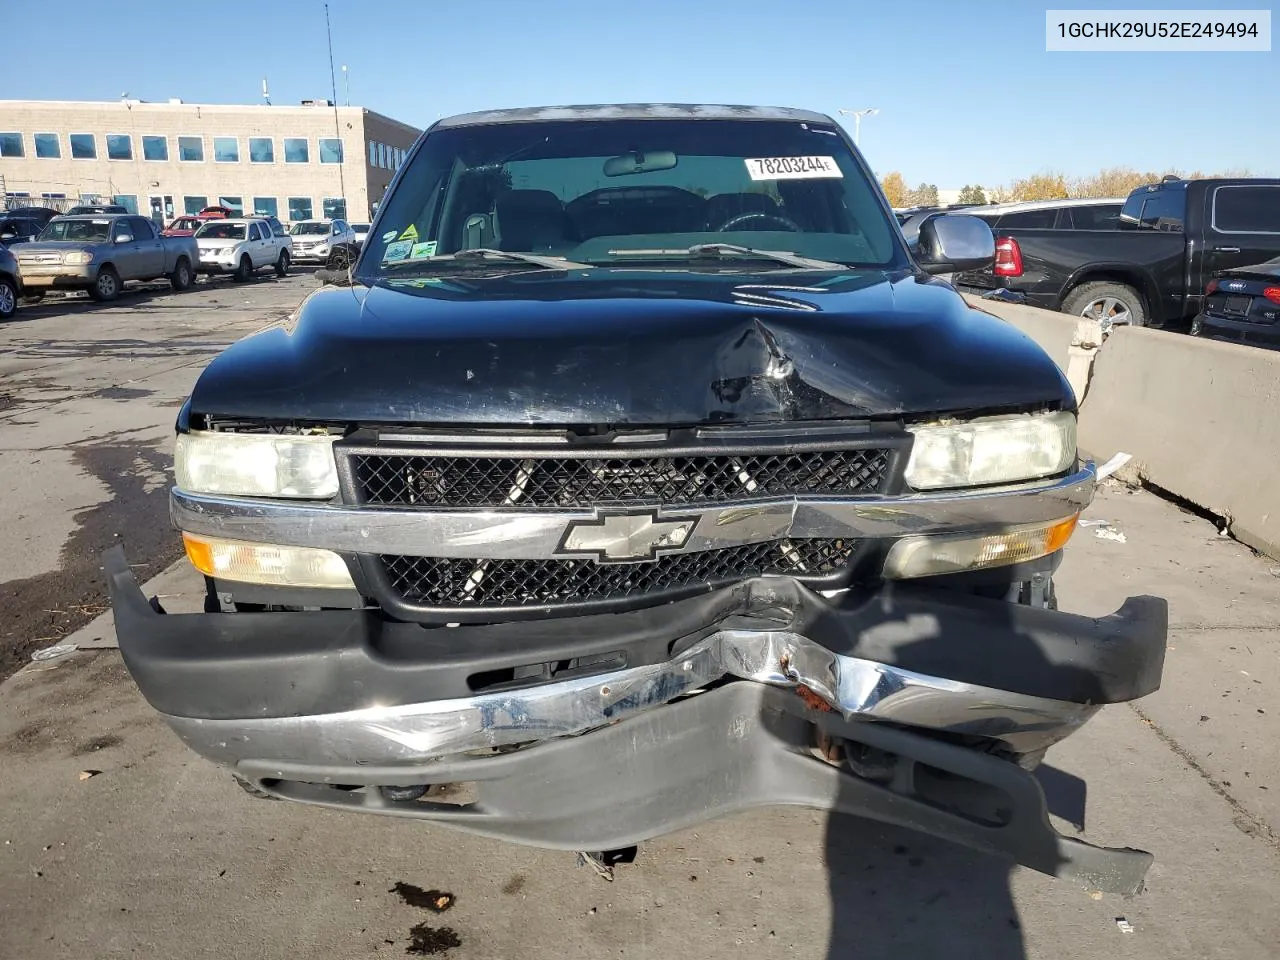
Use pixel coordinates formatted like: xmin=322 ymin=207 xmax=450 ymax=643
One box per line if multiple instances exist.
xmin=838 ymin=108 xmax=879 ymax=148
xmin=341 ymin=65 xmax=349 ymax=106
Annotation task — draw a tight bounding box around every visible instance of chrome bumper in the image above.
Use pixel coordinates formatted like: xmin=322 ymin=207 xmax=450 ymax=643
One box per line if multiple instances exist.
xmin=166 ymin=626 xmax=1097 ymax=771
xmin=169 ymin=466 xmax=1096 ymax=560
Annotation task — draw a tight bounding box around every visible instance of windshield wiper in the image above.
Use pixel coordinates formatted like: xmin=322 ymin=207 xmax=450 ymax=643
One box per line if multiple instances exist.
xmin=608 ymin=243 xmax=846 ymax=270
xmin=380 ymin=248 xmax=588 ymax=273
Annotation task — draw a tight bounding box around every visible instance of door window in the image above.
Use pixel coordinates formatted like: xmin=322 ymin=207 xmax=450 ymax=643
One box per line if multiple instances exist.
xmin=1212 ymin=185 xmax=1280 ymax=234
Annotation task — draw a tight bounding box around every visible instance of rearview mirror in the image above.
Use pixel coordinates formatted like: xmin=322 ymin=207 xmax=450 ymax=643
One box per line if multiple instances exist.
xmin=915 ymin=215 xmax=994 ymax=275
xmin=604 ymin=149 xmax=677 ymax=177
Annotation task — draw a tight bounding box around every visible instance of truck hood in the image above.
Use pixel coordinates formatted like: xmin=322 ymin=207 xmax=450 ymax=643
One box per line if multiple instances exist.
xmin=14 ymin=241 xmax=100 ymax=257
xmin=196 ymin=238 xmax=246 ymax=250
xmin=189 ymin=268 xmax=1074 ymax=425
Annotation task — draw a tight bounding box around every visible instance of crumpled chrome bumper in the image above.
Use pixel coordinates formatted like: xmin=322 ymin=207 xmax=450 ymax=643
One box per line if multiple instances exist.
xmin=163 ymin=625 xmax=1100 ymax=770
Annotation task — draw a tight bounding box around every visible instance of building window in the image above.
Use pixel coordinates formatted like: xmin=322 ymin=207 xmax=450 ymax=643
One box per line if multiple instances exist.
xmin=0 ymin=133 xmax=24 ymax=158
xmin=178 ymin=136 xmax=204 ymax=162
xmin=322 ymin=198 xmax=347 ymax=220
xmin=142 ymin=135 xmax=168 ymax=161
xmin=249 ymin=137 xmax=274 ymax=163
xmin=251 ymin=197 xmax=278 ymax=218
xmin=288 ymin=197 xmax=313 ymax=221
xmin=183 ymin=196 xmax=208 ymax=215
xmin=368 ymin=141 xmax=378 ymax=165
xmin=284 ymin=138 xmax=309 ymax=163
xmin=319 ymin=138 xmax=344 ymax=164
xmin=218 ymin=196 xmax=244 ymax=216
xmin=34 ymin=133 xmax=60 ymax=158
xmin=213 ymin=137 xmax=239 ymax=163
xmin=106 ymin=134 xmax=133 ymax=161
xmin=112 ymin=195 xmax=139 ymax=215
xmin=41 ymin=192 xmax=67 ymax=200
xmin=69 ymin=133 xmax=97 ymax=159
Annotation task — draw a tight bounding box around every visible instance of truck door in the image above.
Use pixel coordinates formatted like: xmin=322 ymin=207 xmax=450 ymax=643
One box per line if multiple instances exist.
xmin=129 ymin=217 xmax=165 ymax=277
xmin=1202 ymin=183 xmax=1280 ymax=281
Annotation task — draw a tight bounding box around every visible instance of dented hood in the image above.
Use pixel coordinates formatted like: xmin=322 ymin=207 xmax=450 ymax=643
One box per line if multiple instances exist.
xmin=189 ymin=269 xmax=1074 ymax=425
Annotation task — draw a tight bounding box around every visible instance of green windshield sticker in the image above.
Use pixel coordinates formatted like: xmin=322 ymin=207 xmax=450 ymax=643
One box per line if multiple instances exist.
xmin=398 ymin=224 xmax=418 ymax=242
xmin=381 ymin=229 xmax=398 ymax=242
xmin=409 ymin=240 xmax=437 ymax=260
xmin=382 ymin=239 xmax=413 ymax=262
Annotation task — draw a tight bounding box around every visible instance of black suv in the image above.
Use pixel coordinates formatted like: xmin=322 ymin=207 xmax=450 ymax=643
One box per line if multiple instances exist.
xmin=108 ymin=104 xmax=1167 ymax=894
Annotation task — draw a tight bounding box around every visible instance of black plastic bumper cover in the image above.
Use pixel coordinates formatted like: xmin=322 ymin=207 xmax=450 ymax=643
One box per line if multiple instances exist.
xmin=105 ymin=547 xmax=1167 ymax=722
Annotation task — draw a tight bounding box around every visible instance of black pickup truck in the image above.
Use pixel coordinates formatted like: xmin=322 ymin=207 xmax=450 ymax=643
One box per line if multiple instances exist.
xmin=956 ymin=178 xmax=1280 ymax=328
xmin=107 ymin=104 xmax=1167 ymax=894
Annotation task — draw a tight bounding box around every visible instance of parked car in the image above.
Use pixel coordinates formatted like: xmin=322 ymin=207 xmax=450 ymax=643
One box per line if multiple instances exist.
xmin=0 ymin=245 xmax=19 ymax=319
xmin=250 ymin=214 xmax=288 ymax=238
xmin=0 ymin=216 xmax=43 ymax=247
xmin=288 ymin=218 xmax=358 ymax=265
xmin=1190 ymin=258 xmax=1280 ymax=350
xmin=14 ymin=214 xmax=198 ymax=302
xmin=194 ymin=218 xmax=293 ymax=281
xmin=163 ymin=216 xmax=205 ymax=237
xmin=955 ymin=180 xmax=1280 ymax=328
xmin=351 ymin=222 xmax=371 ymax=247
xmin=197 ymin=205 xmax=235 ymax=220
xmin=63 ymin=204 xmax=129 ymax=217
xmin=107 ymin=103 xmax=1167 ymax=896
xmin=3 ymin=206 xmax=61 ymax=227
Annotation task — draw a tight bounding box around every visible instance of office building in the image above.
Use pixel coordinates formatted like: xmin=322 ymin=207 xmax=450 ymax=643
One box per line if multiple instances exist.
xmin=0 ymin=98 xmax=420 ymax=223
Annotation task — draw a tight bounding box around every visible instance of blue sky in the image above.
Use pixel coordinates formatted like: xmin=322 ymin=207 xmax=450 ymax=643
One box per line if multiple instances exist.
xmin=5 ymin=0 xmax=1275 ymax=186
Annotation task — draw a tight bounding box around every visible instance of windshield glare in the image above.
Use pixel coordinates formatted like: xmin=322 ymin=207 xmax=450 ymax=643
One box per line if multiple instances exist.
xmin=39 ymin=219 xmax=112 ymax=242
xmin=196 ymin=223 xmax=247 ymax=240
xmin=290 ymin=222 xmax=328 ymax=236
xmin=360 ymin=118 xmax=903 ymax=278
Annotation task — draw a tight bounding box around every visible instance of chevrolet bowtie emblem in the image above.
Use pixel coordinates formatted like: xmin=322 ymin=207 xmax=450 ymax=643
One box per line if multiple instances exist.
xmin=559 ymin=511 xmax=699 ymax=563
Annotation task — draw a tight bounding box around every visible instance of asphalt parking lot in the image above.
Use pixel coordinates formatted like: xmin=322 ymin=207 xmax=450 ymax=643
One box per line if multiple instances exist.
xmin=2 ymin=280 xmax=1279 ymax=959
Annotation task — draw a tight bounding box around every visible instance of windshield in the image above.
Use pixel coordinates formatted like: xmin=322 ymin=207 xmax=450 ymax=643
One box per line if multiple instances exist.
xmin=290 ymin=222 xmax=329 ymax=236
xmin=360 ymin=118 xmax=904 ymax=279
xmin=196 ymin=222 xmax=247 ymax=240
xmin=38 ymin=219 xmax=112 ymax=242
xmin=353 ymin=224 xmax=370 ymax=234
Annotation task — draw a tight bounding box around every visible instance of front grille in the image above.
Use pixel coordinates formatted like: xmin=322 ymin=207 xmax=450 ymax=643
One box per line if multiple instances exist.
xmin=353 ymin=449 xmax=892 ymax=508
xmin=381 ymin=539 xmax=855 ymax=609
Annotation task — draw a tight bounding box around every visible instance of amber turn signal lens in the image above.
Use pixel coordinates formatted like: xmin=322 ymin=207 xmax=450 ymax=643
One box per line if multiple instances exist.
xmin=182 ymin=532 xmax=355 ymax=589
xmin=883 ymin=514 xmax=1080 ymax=579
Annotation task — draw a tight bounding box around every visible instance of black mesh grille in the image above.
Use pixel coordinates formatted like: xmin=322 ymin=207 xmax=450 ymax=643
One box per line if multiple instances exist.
xmin=353 ymin=450 xmax=891 ymax=508
xmin=382 ymin=539 xmax=855 ymax=609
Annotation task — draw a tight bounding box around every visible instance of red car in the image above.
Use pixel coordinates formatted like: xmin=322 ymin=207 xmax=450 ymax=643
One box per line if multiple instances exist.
xmin=162 ymin=216 xmax=204 ymax=237
xmin=197 ymin=205 xmax=235 ymax=220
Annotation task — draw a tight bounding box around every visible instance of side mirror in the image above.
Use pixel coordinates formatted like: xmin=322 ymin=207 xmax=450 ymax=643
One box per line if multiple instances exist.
xmin=114 ymin=232 xmax=133 ymax=244
xmin=0 ymin=232 xmax=16 ymax=241
xmin=915 ymin=215 xmax=994 ymax=275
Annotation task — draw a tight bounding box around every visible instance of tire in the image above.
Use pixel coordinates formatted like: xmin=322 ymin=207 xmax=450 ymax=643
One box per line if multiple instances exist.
xmin=88 ymin=266 xmax=120 ymax=302
xmin=169 ymin=257 xmax=193 ymax=291
xmin=327 ymin=247 xmax=351 ymax=271
xmin=0 ymin=276 xmax=16 ymax=319
xmin=275 ymin=249 xmax=290 ymax=278
xmin=233 ymin=254 xmax=253 ymax=283
xmin=1062 ymin=280 xmax=1146 ymax=329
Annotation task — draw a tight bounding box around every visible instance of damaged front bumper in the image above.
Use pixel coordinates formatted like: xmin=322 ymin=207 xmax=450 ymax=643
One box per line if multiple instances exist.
xmin=106 ymin=548 xmax=1166 ymax=893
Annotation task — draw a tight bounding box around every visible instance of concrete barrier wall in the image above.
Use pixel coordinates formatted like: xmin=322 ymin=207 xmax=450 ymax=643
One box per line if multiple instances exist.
xmin=960 ymin=292 xmax=1280 ymax=560
xmin=1078 ymin=327 xmax=1280 ymax=559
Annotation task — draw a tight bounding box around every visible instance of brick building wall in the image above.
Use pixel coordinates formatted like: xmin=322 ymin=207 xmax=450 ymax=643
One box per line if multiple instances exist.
xmin=0 ymin=100 xmax=420 ymax=223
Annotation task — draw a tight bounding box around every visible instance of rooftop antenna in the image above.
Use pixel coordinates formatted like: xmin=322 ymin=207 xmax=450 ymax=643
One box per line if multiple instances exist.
xmin=262 ymin=78 xmax=271 ymax=106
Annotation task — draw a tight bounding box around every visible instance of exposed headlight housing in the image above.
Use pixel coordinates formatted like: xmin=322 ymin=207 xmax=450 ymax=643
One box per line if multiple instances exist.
xmin=63 ymin=251 xmax=95 ymax=264
xmin=174 ymin=430 xmax=340 ymax=498
xmin=905 ymin=411 xmax=1076 ymax=490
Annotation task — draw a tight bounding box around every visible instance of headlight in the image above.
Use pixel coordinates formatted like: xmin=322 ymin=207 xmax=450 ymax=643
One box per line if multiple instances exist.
xmin=183 ymin=533 xmax=355 ymax=589
xmin=174 ymin=430 xmax=339 ymax=498
xmin=904 ymin=411 xmax=1076 ymax=490
xmin=63 ymin=251 xmax=95 ymax=265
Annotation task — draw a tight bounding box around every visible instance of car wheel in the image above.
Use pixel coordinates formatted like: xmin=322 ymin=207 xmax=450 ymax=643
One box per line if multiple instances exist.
xmin=89 ymin=267 xmax=120 ymax=302
xmin=0 ymin=277 xmax=16 ymax=319
xmin=1062 ymin=281 xmax=1146 ymax=330
xmin=326 ymin=247 xmax=351 ymax=270
xmin=169 ymin=257 xmax=193 ymax=291
xmin=233 ymin=254 xmax=253 ymax=283
xmin=275 ymin=249 xmax=291 ymax=278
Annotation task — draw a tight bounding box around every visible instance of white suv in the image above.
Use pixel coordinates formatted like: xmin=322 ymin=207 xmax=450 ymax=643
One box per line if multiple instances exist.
xmin=288 ymin=219 xmax=358 ymax=266
xmin=195 ymin=218 xmax=294 ymax=281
